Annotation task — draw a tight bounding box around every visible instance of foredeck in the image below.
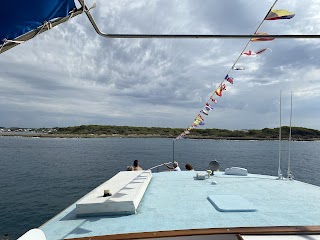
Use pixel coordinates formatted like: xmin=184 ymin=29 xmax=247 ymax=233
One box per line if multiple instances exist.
xmin=40 ymin=171 xmax=320 ymax=240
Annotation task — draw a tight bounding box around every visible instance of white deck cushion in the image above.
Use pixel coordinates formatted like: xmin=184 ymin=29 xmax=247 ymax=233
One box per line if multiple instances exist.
xmin=76 ymin=170 xmax=152 ymax=216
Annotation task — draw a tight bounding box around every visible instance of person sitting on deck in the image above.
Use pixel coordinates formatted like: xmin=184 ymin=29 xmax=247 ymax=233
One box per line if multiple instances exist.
xmin=133 ymin=160 xmax=143 ymax=171
xmin=164 ymin=161 xmax=181 ymax=171
xmin=126 ymin=166 xmax=134 ymax=171
xmin=185 ymin=163 xmax=194 ymax=171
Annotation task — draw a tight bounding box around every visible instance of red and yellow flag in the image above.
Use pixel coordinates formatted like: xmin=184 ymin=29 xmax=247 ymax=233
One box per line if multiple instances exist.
xmin=265 ymin=9 xmax=295 ymax=20
xmin=251 ymin=32 xmax=275 ymax=42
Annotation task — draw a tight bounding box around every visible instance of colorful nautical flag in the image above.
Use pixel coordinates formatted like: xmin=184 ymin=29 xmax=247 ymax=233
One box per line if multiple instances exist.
xmin=204 ymin=106 xmax=211 ymax=112
xmin=210 ymin=97 xmax=217 ymax=103
xmin=175 ymin=4 xmax=297 ymax=141
xmin=198 ymin=114 xmax=204 ymax=121
xmin=205 ymin=103 xmax=213 ymax=110
xmin=204 ymin=103 xmax=213 ymax=112
xmin=215 ymin=88 xmax=222 ymax=97
xmin=194 ymin=119 xmax=201 ymax=124
xmin=251 ymin=32 xmax=275 ymax=42
xmin=243 ymin=48 xmax=271 ymax=56
xmin=225 ymin=75 xmax=234 ymax=84
xmin=256 ymin=48 xmax=272 ymax=54
xmin=201 ymin=110 xmax=208 ymax=116
xmin=232 ymin=67 xmax=245 ymax=70
xmin=243 ymin=50 xmax=253 ymax=56
xmin=265 ymin=9 xmax=295 ymax=20
xmin=196 ymin=116 xmax=203 ymax=122
xmin=215 ymin=84 xmax=226 ymax=97
xmin=222 ymin=84 xmax=227 ymax=90
xmin=226 ymin=77 xmax=233 ymax=84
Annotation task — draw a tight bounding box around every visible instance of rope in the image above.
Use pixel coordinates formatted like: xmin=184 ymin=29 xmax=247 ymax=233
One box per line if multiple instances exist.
xmin=0 ymin=21 xmax=53 ymax=53
xmin=229 ymin=0 xmax=278 ymax=73
xmin=3 ymin=39 xmax=25 ymax=44
xmin=44 ymin=21 xmax=53 ymax=30
xmin=176 ymin=0 xmax=279 ymax=139
xmin=28 ymin=21 xmax=52 ymax=41
xmin=148 ymin=162 xmax=172 ymax=171
xmin=0 ymin=37 xmax=27 ymax=53
xmin=82 ymin=3 xmax=96 ymax=14
xmin=68 ymin=8 xmax=76 ymax=20
xmin=0 ymin=39 xmax=6 ymax=52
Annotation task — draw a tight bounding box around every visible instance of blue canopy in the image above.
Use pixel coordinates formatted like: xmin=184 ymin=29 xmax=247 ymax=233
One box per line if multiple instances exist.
xmin=1 ymin=0 xmax=76 ymax=41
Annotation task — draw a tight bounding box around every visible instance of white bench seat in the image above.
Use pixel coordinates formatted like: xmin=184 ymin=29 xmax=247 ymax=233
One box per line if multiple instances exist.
xmin=76 ymin=170 xmax=152 ymax=216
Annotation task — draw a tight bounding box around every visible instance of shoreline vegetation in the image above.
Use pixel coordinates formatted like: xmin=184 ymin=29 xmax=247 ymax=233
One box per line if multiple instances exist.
xmin=1 ymin=125 xmax=320 ymax=141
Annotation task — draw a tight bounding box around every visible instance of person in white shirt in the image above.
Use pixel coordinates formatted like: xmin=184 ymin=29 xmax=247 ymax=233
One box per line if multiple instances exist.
xmin=164 ymin=161 xmax=181 ymax=171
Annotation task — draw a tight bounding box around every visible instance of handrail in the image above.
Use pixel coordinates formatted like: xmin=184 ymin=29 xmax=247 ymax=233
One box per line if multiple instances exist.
xmin=148 ymin=162 xmax=171 ymax=171
xmin=78 ymin=0 xmax=320 ymax=39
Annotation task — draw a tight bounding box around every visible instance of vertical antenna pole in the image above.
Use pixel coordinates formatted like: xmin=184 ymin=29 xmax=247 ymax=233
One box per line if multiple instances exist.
xmin=278 ymin=90 xmax=283 ymax=179
xmin=287 ymin=91 xmax=293 ymax=180
xmin=173 ymin=139 xmax=175 ymax=163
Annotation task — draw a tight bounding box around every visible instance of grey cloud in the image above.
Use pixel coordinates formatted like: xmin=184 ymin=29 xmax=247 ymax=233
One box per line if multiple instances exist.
xmin=0 ymin=0 xmax=319 ymax=130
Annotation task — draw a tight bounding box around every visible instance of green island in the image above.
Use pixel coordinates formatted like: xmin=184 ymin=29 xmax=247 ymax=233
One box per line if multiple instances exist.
xmin=1 ymin=125 xmax=320 ymax=140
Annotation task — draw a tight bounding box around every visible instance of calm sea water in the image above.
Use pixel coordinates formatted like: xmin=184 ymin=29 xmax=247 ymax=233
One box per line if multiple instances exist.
xmin=1 ymin=137 xmax=320 ymax=239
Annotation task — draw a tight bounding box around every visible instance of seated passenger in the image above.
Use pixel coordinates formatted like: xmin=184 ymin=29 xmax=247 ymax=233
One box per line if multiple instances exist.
xmin=127 ymin=166 xmax=134 ymax=171
xmin=164 ymin=161 xmax=181 ymax=171
xmin=185 ymin=163 xmax=194 ymax=171
xmin=133 ymin=160 xmax=143 ymax=171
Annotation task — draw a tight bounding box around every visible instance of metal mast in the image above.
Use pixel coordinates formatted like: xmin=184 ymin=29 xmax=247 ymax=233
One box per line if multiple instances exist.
xmin=277 ymin=90 xmax=283 ymax=180
xmin=287 ymin=91 xmax=293 ymax=180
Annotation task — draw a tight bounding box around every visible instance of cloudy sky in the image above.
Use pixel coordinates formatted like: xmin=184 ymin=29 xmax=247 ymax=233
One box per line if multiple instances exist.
xmin=1 ymin=0 xmax=320 ymax=130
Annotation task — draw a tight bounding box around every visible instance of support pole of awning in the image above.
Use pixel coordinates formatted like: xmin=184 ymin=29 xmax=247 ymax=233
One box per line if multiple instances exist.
xmin=78 ymin=0 xmax=320 ymax=39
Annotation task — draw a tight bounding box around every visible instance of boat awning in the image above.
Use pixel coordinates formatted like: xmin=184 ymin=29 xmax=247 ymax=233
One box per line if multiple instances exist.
xmin=1 ymin=0 xmax=76 ymax=41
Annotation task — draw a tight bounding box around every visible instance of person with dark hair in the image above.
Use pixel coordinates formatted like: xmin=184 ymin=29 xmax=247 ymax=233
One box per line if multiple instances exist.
xmin=133 ymin=160 xmax=143 ymax=171
xmin=185 ymin=164 xmax=194 ymax=171
xmin=164 ymin=161 xmax=181 ymax=171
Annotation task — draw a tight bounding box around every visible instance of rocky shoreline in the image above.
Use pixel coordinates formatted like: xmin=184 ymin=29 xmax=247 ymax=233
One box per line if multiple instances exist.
xmin=1 ymin=133 xmax=319 ymax=141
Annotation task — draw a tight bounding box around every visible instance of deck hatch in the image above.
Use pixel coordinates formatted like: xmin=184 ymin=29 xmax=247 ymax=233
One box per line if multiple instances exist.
xmin=208 ymin=194 xmax=257 ymax=212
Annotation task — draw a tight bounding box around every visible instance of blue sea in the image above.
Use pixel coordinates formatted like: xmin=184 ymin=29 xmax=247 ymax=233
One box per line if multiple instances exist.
xmin=1 ymin=136 xmax=320 ymax=239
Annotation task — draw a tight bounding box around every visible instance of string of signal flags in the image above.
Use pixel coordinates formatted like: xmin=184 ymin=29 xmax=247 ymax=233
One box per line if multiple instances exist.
xmin=175 ymin=3 xmax=295 ymax=140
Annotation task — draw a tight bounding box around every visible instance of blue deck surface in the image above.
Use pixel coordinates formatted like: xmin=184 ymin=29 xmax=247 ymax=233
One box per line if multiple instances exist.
xmin=41 ymin=171 xmax=320 ymax=240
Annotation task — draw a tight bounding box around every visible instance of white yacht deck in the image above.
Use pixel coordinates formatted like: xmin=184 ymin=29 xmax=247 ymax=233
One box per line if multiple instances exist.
xmin=40 ymin=171 xmax=320 ymax=240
